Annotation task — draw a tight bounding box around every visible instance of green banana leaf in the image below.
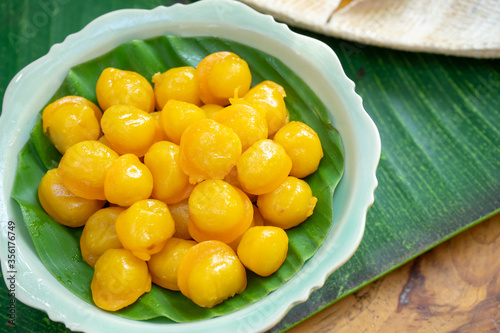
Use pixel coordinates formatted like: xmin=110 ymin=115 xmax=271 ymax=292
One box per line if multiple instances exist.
xmin=10 ymin=35 xmax=344 ymax=322
xmin=1 ymin=1 xmax=500 ymax=332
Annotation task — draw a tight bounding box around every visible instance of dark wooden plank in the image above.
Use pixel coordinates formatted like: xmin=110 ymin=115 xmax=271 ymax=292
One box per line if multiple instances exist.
xmin=288 ymin=213 xmax=500 ymax=332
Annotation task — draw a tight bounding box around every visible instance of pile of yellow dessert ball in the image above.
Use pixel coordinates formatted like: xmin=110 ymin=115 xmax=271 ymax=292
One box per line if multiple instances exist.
xmin=37 ymin=51 xmax=324 ymax=311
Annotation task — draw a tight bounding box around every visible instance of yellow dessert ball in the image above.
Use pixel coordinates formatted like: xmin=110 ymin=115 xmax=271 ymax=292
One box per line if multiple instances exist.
xmin=80 ymin=207 xmax=124 ymax=267
xmin=91 ymin=248 xmax=151 ymax=311
xmin=237 ymin=226 xmax=288 ymax=276
xmin=96 ymin=67 xmax=155 ymax=113
xmin=159 ymin=99 xmax=207 ymax=145
xmin=38 ymin=169 xmax=105 ymax=227
xmin=187 ymin=180 xmax=253 ymax=244
xmin=103 ymin=154 xmax=153 ymax=207
xmin=212 ymin=102 xmax=268 ymax=151
xmin=244 ymin=80 xmax=288 ymax=137
xmin=236 ymin=139 xmax=292 ymax=195
xmin=196 ymin=51 xmax=251 ymax=106
xmin=42 ymin=95 xmax=102 ymax=132
xmin=148 ymin=237 xmax=197 ymax=291
xmin=57 ymin=140 xmax=119 ymax=200
xmin=100 ymin=104 xmax=156 ymax=157
xmin=257 ymin=176 xmax=317 ymax=229
xmin=152 ymin=66 xmax=202 ymax=109
xmin=115 ymin=199 xmax=176 ymax=261
xmin=179 ymin=119 xmax=242 ymax=184
xmin=273 ymin=121 xmax=324 ymax=178
xmin=42 ymin=98 xmax=101 ymax=154
xmin=144 ymin=141 xmax=194 ymax=204
xmin=177 ymin=240 xmax=247 ymax=308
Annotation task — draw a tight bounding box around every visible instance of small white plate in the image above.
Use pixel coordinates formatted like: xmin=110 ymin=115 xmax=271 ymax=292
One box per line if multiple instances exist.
xmin=0 ymin=0 xmax=381 ymax=332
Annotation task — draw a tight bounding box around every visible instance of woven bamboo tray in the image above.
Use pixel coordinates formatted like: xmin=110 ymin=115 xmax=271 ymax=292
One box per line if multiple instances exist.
xmin=238 ymin=0 xmax=500 ymax=58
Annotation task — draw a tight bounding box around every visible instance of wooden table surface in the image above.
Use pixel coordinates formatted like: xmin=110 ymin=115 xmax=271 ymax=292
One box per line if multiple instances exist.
xmin=289 ymin=213 xmax=500 ymax=332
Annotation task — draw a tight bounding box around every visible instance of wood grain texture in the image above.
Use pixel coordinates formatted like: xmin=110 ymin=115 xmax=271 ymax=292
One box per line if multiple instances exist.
xmin=288 ymin=214 xmax=500 ymax=332
xmin=237 ymin=0 xmax=500 ymax=58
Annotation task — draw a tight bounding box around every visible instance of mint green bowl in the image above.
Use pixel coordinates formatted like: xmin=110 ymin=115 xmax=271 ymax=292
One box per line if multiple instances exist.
xmin=0 ymin=0 xmax=380 ymax=331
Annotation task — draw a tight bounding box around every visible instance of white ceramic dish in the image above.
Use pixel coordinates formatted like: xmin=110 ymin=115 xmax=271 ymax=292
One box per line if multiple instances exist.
xmin=0 ymin=0 xmax=381 ymax=332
